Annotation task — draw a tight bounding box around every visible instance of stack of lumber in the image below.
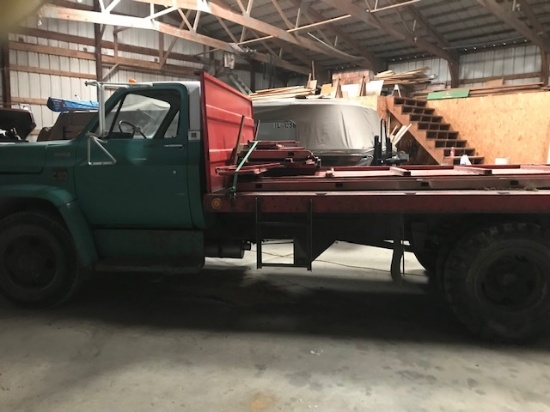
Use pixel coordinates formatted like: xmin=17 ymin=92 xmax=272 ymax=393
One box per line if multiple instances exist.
xmin=249 ymin=86 xmax=315 ymax=101
xmin=332 ymin=69 xmax=372 ymax=85
xmin=374 ymin=66 xmax=431 ymax=85
xmin=413 ymin=82 xmax=545 ymax=99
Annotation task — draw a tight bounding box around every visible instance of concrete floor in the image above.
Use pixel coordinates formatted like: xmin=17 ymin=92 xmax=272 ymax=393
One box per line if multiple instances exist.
xmin=1 ymin=241 xmax=550 ymax=412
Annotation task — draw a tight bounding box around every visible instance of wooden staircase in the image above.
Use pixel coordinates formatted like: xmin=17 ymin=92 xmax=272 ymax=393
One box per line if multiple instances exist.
xmin=387 ymin=97 xmax=484 ymax=165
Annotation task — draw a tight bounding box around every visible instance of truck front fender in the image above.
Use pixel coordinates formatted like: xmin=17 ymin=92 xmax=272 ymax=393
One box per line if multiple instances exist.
xmin=0 ymin=185 xmax=98 ymax=268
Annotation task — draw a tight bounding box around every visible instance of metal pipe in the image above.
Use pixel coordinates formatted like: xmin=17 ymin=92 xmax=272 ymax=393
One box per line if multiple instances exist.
xmin=238 ymin=14 xmax=352 ymax=46
xmin=367 ymin=0 xmax=421 ymax=13
xmin=98 ymin=83 xmax=106 ymax=137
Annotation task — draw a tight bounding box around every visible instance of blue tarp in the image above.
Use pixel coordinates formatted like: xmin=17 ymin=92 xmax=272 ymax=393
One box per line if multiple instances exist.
xmin=47 ymin=97 xmax=99 ymax=112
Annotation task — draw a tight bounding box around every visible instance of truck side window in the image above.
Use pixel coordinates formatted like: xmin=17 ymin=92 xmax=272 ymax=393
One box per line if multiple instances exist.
xmin=163 ymin=111 xmax=179 ymax=139
xmin=99 ymin=89 xmax=181 ymax=139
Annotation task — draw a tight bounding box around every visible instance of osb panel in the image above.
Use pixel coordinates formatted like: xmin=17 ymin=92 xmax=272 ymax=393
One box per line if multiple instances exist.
xmin=429 ymin=92 xmax=550 ymax=164
xmin=350 ymin=96 xmax=381 ymax=115
xmin=332 ymin=70 xmax=372 ymax=85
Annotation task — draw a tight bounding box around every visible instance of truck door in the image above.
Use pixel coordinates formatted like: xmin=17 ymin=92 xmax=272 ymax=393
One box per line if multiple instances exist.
xmin=74 ymin=85 xmax=193 ymax=228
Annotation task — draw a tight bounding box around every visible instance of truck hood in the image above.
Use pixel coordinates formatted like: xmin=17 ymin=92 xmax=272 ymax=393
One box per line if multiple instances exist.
xmin=0 ymin=142 xmax=48 ymax=173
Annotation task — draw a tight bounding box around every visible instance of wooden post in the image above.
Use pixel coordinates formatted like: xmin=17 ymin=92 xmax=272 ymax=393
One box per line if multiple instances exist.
xmin=93 ymin=0 xmax=103 ymax=81
xmin=449 ymin=59 xmax=460 ymax=88
xmin=0 ymin=38 xmax=11 ymax=107
xmin=249 ymin=61 xmax=256 ymax=92
xmin=542 ymin=51 xmax=549 ymax=87
xmin=159 ymin=32 xmax=164 ymax=65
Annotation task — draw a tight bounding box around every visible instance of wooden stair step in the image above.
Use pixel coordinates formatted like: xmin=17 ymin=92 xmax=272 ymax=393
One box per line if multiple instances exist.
xmin=470 ymin=156 xmax=484 ymax=164
xmin=426 ymin=130 xmax=459 ymax=139
xmin=387 ymin=96 xmax=485 ymax=166
xmin=393 ymin=97 xmax=428 ymax=107
xmin=442 ymin=147 xmax=476 ymax=156
xmin=400 ymin=105 xmax=435 ymax=115
xmin=445 ymin=156 xmax=485 ymax=165
xmin=417 ymin=121 xmax=451 ymax=131
xmin=433 ymin=139 xmax=467 ymax=148
xmin=409 ymin=114 xmax=443 ymax=123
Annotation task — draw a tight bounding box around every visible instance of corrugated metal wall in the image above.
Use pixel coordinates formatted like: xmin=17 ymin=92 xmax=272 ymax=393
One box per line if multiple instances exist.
xmin=9 ymin=28 xmax=97 ymax=133
xmin=388 ymin=44 xmax=545 ymax=87
xmin=459 ymin=45 xmax=541 ymax=86
xmin=4 ymin=0 xmax=211 ymax=137
xmin=230 ymin=69 xmax=285 ymax=91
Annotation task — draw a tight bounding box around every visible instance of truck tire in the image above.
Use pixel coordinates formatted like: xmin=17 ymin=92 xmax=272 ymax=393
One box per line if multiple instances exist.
xmin=413 ymin=248 xmax=438 ymax=274
xmin=413 ymin=247 xmax=442 ymax=293
xmin=0 ymin=212 xmax=83 ymax=307
xmin=442 ymin=223 xmax=550 ymax=342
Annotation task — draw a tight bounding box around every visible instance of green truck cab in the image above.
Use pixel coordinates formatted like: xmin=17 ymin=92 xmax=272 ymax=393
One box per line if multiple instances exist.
xmin=0 ymin=73 xmax=252 ymax=306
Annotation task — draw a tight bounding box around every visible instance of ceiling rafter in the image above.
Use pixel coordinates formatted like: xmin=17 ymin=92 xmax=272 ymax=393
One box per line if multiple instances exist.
xmin=192 ymin=10 xmax=202 ymax=31
xmin=475 ymin=0 xmax=550 ymax=53
xmin=403 ymin=3 xmax=451 ymax=49
xmin=270 ymin=37 xmax=313 ymax=67
xmin=239 ymin=25 xmax=247 ymax=42
xmin=301 ymin=12 xmax=334 ymax=47
xmin=133 ymin=0 xmax=363 ymax=63
xmin=235 ymin=0 xmax=246 ymax=14
xmin=215 ymin=15 xmax=239 ymax=42
xmin=287 ymin=0 xmax=382 ymax=71
xmin=160 ymin=19 xmax=187 ymax=66
xmin=515 ymin=0 xmax=548 ymax=38
xmin=212 ymin=0 xmax=315 ymax=72
xmin=282 ymin=4 xmax=337 ymax=52
xmin=39 ymin=4 xmax=310 ymax=74
xmin=245 ymin=0 xmax=254 ymax=15
xmin=238 ymin=13 xmax=350 ymax=47
xmin=177 ymin=9 xmax=193 ymax=31
xmin=367 ymin=0 xmax=421 ymax=13
xmin=271 ymin=0 xmax=293 ymax=30
xmin=248 ymin=29 xmax=279 ymax=57
xmin=318 ymin=0 xmax=456 ymax=63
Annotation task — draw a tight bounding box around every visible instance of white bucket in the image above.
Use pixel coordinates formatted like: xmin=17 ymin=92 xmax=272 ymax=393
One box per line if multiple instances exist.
xmin=495 ymin=157 xmax=509 ymax=165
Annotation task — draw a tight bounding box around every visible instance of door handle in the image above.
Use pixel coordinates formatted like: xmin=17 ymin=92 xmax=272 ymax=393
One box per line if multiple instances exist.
xmin=163 ymin=144 xmax=185 ymax=149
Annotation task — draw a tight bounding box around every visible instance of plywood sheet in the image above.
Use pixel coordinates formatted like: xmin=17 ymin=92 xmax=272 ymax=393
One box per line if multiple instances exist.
xmin=429 ymin=92 xmax=550 ymax=164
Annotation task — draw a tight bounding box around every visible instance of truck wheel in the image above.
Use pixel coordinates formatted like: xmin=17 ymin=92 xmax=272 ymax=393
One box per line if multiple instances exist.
xmin=443 ymin=223 xmax=550 ymax=342
xmin=413 ymin=248 xmax=438 ymax=274
xmin=0 ymin=212 xmax=83 ymax=307
xmin=413 ymin=248 xmax=442 ymax=293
